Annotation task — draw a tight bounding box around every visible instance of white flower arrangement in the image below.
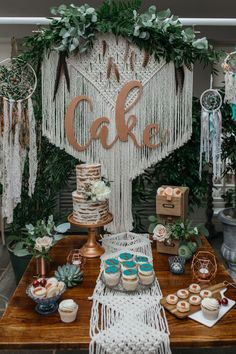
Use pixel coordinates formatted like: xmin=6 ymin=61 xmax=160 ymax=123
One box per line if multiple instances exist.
xmin=153 ymin=224 xmax=169 ymax=242
xmin=84 ymin=180 xmax=111 ymax=202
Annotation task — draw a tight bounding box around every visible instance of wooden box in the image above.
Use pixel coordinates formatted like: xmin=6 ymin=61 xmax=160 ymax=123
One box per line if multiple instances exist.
xmin=156 ymin=239 xmax=180 ymax=255
xmin=156 ymin=185 xmax=189 ymax=221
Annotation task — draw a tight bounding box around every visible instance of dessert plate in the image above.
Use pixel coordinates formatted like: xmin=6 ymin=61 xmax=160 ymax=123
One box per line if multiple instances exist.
xmin=189 ymin=289 xmax=235 ymax=327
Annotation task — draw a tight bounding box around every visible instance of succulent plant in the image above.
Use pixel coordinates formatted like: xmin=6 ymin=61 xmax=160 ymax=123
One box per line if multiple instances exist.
xmin=54 ymin=264 xmax=83 ymax=287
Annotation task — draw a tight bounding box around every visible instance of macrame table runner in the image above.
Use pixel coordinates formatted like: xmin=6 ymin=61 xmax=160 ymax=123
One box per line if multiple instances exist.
xmin=89 ymin=232 xmax=171 ymax=354
xmin=42 ymin=34 xmax=193 ymax=233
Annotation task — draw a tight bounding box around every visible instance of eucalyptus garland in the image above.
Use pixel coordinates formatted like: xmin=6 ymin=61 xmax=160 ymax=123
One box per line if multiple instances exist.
xmin=22 ymin=0 xmax=219 ymax=70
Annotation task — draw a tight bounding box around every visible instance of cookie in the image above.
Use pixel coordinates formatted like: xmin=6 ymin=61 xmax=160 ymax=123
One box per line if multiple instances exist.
xmin=47 ymin=285 xmax=59 ymax=298
xmin=166 ymin=294 xmax=178 ymax=305
xmin=189 ymin=283 xmax=201 ymax=294
xmin=32 ymin=286 xmax=46 ymax=299
xmin=176 ymin=300 xmax=190 ymax=313
xmin=189 ymin=295 xmax=201 ymax=305
xmin=200 ymin=289 xmax=212 ymax=298
xmin=177 ymin=289 xmax=189 ymax=299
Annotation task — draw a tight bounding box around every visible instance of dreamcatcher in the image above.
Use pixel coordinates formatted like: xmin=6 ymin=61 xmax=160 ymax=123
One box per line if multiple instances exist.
xmin=0 ymin=57 xmax=38 ymax=223
xmin=222 ymin=51 xmax=236 ymax=121
xmin=199 ymin=75 xmax=222 ymax=179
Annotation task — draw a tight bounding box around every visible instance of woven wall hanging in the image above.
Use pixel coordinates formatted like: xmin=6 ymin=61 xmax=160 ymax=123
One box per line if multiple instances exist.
xmin=42 ymin=34 xmax=193 ymax=232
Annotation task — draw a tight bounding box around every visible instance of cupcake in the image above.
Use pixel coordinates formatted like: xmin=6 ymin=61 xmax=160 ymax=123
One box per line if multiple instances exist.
xmin=58 ymin=299 xmax=78 ymax=323
xmin=201 ymin=298 xmax=220 ymax=320
xmin=118 ymin=252 xmax=134 ymax=263
xmin=135 ymin=255 xmax=149 ymax=266
xmin=104 ymin=258 xmax=120 ymax=268
xmin=166 ymin=294 xmax=178 ymax=305
xmin=121 ymin=261 xmax=137 ymax=271
xmin=176 ymin=300 xmax=190 ymax=313
xmin=103 ymin=266 xmax=120 ymax=287
xmin=122 ymin=269 xmax=138 ymax=291
xmin=189 ymin=295 xmax=201 ymax=306
xmin=138 ymin=263 xmax=155 ymax=285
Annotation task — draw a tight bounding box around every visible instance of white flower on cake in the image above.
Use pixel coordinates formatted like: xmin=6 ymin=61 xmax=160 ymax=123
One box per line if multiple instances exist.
xmin=85 ymin=180 xmax=111 ymax=202
xmin=34 ymin=236 xmax=53 ymax=252
xmin=153 ymin=224 xmax=168 ymax=242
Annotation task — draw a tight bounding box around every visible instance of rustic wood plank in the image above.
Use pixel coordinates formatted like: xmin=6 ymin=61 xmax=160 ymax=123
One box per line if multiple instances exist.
xmin=0 ymin=235 xmax=235 ymax=349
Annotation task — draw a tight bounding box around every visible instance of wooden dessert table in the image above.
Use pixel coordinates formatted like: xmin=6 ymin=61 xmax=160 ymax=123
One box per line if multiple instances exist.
xmin=0 ymin=235 xmax=236 ymax=350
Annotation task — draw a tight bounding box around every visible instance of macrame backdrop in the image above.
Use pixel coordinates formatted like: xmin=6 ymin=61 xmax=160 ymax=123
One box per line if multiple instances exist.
xmin=90 ymin=232 xmax=171 ymax=354
xmin=42 ymin=34 xmax=193 ymax=232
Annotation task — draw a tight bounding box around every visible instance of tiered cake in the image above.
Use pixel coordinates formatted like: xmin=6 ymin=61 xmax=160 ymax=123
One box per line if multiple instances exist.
xmin=72 ymin=163 xmax=110 ymax=225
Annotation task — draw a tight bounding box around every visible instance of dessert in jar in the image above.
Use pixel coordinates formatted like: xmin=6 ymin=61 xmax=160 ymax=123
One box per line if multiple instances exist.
xmin=122 ymin=269 xmax=139 ymax=291
xmin=201 ymin=298 xmax=220 ymax=320
xmin=138 ymin=263 xmax=155 ymax=285
xmin=103 ymin=266 xmax=120 ymax=286
xmin=58 ymin=299 xmax=78 ymax=323
xmin=72 ymin=163 xmax=110 ymax=224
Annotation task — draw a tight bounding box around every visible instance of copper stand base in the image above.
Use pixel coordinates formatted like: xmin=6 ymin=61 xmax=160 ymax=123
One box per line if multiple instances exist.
xmin=68 ymin=213 xmax=113 ymax=258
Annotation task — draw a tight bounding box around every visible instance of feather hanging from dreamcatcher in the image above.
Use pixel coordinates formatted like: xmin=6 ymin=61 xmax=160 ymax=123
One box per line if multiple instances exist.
xmin=199 ymin=75 xmax=223 ymax=179
xmin=222 ymin=51 xmax=236 ymax=121
xmin=0 ymin=57 xmax=38 ymax=223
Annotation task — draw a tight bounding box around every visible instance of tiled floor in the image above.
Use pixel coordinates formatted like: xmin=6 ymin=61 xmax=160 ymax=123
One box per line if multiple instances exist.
xmin=0 ymin=234 xmax=235 ymax=354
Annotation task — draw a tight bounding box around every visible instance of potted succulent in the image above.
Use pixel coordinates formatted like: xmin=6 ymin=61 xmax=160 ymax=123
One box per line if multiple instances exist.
xmin=218 ymin=117 xmax=236 ymax=278
xmin=8 ymin=215 xmax=70 ymax=283
xmin=149 ymin=216 xmax=206 ymax=260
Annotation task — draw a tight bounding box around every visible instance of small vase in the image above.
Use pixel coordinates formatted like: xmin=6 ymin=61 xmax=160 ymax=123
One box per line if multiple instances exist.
xmin=36 ymin=257 xmax=49 ymax=277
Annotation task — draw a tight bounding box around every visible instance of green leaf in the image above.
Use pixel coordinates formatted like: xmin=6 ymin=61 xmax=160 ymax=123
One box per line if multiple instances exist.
xmin=192 ymin=37 xmax=208 ymax=50
xmin=148 ymin=223 xmax=157 ymax=234
xmin=148 ymin=215 xmax=157 ymax=222
xmin=14 ymin=249 xmax=31 ymax=257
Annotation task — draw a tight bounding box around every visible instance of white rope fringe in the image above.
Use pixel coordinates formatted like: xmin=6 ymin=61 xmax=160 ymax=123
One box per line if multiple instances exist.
xmin=89 ymin=232 xmax=171 ymax=354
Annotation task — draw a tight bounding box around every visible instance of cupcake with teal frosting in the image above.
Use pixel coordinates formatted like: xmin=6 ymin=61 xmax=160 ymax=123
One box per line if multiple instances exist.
xmin=104 ymin=258 xmax=120 ymax=268
xmin=118 ymin=252 xmax=134 ymax=263
xmin=103 ymin=266 xmax=120 ymax=286
xmin=122 ymin=268 xmax=138 ymax=291
xmin=135 ymin=255 xmax=149 ymax=266
xmin=121 ymin=261 xmax=137 ymax=271
xmin=138 ymin=263 xmax=155 ymax=285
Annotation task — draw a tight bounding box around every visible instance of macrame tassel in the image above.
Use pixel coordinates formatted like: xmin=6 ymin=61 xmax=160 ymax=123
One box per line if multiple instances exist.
xmin=199 ymin=108 xmax=222 ymax=179
xmin=28 ymin=98 xmax=38 ymax=197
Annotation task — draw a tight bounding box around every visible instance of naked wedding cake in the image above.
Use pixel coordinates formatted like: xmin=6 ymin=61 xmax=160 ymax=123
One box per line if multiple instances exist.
xmin=72 ymin=163 xmax=111 ymax=225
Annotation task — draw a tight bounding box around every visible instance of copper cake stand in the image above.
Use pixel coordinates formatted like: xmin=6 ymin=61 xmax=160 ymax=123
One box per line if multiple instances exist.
xmin=68 ymin=213 xmax=113 ymax=258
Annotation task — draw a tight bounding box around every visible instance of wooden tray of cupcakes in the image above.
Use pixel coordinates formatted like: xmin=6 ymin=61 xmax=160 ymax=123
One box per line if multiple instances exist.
xmin=102 ymin=252 xmax=155 ymax=292
xmin=160 ymin=282 xmax=226 ymax=319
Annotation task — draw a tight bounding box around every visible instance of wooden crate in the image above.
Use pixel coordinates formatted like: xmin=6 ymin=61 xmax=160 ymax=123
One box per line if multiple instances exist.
xmin=156 ymin=185 xmax=189 ymax=221
xmin=156 ymin=239 xmax=180 ymax=255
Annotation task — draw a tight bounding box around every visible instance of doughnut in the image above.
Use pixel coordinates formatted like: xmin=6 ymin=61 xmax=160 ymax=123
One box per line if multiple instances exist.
xmin=189 ymin=295 xmax=202 ymax=305
xmin=166 ymin=294 xmax=178 ymax=305
xmin=177 ymin=289 xmax=189 ymax=299
xmin=176 ymin=300 xmax=190 ymax=313
xmin=189 ymin=283 xmax=201 ymax=294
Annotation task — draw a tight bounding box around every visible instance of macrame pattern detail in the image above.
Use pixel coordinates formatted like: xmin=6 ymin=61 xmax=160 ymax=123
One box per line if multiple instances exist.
xmin=42 ymin=34 xmax=193 ymax=232
xmin=89 ymin=232 xmax=171 ymax=354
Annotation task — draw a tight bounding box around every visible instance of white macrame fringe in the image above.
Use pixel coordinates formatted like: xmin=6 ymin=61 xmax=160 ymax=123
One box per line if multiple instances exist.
xmin=42 ymin=34 xmax=193 ymax=233
xmin=199 ymin=108 xmax=222 ymax=179
xmin=0 ymin=98 xmax=37 ymax=223
xmin=225 ymin=71 xmax=236 ymax=104
xmin=89 ymin=232 xmax=171 ymax=354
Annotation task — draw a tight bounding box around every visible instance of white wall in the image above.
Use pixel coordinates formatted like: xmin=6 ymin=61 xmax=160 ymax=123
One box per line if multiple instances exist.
xmin=0 ymin=38 xmax=11 ymax=61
